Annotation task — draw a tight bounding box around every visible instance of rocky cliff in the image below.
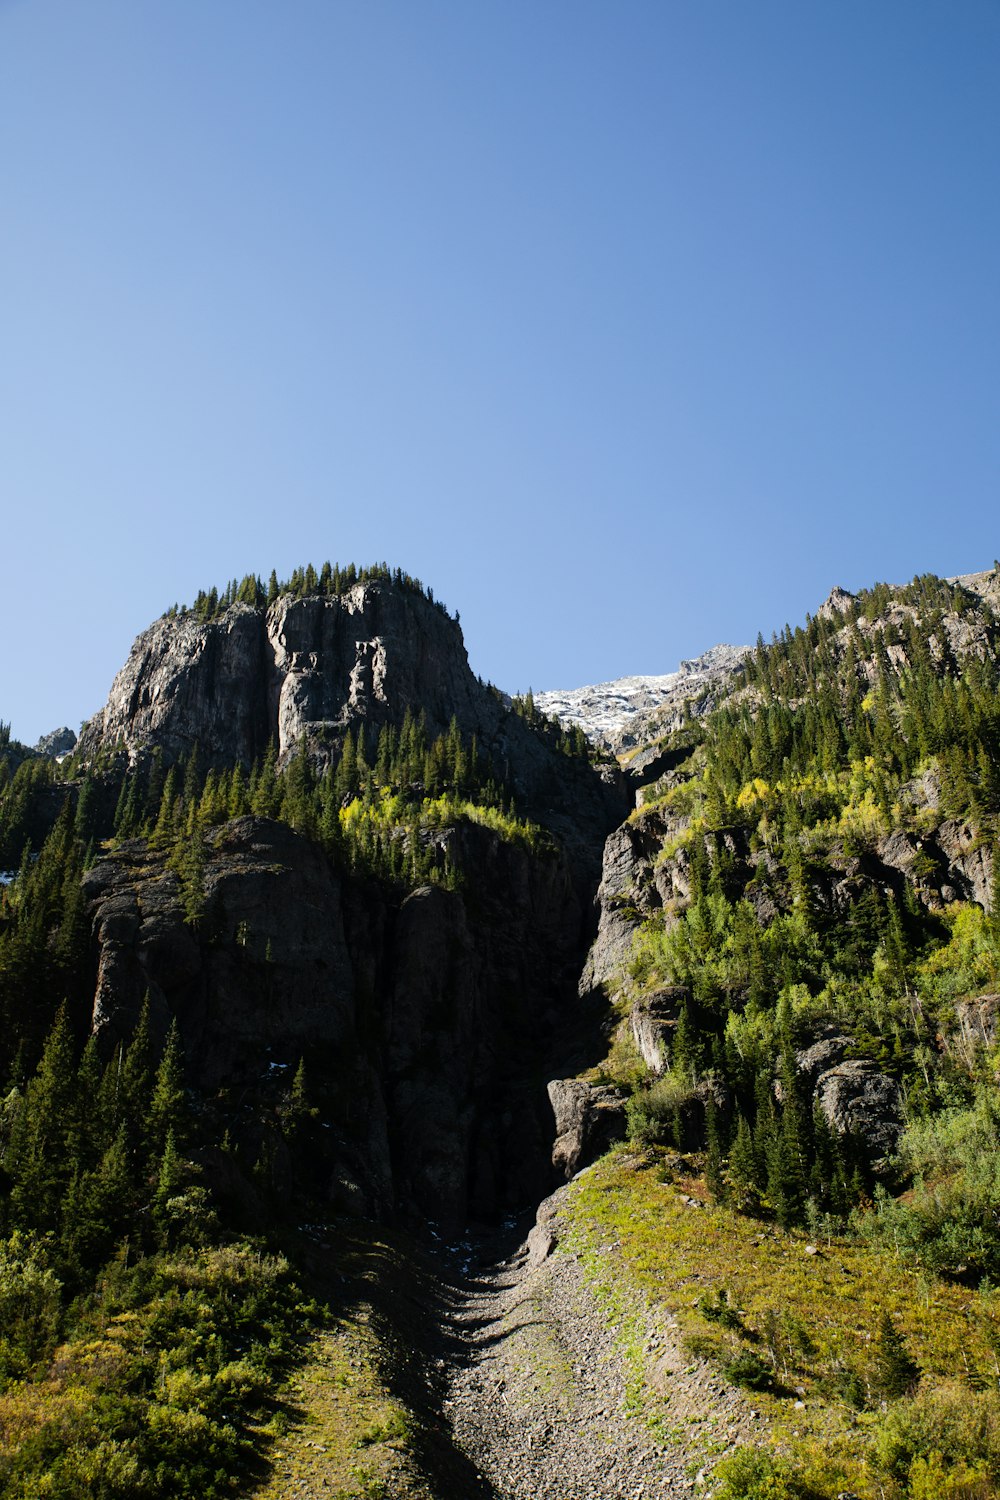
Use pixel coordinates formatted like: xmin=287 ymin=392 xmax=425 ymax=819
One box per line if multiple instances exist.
xmin=77 ymin=581 xmax=626 ymax=878
xmin=62 ymin=576 xmax=634 ymax=1228
xmin=78 ymin=587 xmax=478 ymax=769
xmin=82 ymin=814 xmax=584 ymax=1227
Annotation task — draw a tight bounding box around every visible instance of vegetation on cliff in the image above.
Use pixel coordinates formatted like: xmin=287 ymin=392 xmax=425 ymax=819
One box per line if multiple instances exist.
xmin=4 ymin=565 xmax=1000 ymax=1495
xmin=592 ymin=570 xmax=1000 ymax=1495
xmin=166 ymin=560 xmax=451 ymax=624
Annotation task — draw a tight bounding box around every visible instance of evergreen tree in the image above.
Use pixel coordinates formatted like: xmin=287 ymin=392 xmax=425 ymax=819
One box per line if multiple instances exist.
xmin=873 ymin=1312 xmax=920 ymax=1399
xmin=148 ymin=1021 xmax=187 ymax=1153
xmin=8 ymin=1005 xmax=80 ymax=1234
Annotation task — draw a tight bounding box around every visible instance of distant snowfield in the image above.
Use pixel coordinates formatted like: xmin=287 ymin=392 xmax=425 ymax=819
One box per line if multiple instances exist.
xmin=535 ymin=643 xmax=750 ymax=743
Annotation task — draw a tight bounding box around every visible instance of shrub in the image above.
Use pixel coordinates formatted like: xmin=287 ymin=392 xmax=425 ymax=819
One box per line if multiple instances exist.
xmin=713 ymin=1448 xmax=819 ymax=1499
xmin=0 ymin=1235 xmax=62 ymax=1385
xmin=624 ymin=1073 xmax=694 ymax=1146
xmin=872 ymin=1384 xmax=1000 ymax=1485
xmin=697 ymin=1286 xmax=746 ymax=1333
xmin=721 ymin=1348 xmax=776 ymax=1392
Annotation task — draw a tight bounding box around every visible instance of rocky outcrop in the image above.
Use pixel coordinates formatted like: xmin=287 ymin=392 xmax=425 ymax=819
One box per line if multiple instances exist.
xmin=630 ymin=987 xmax=688 ymax=1074
xmin=577 ymin=806 xmax=679 ymax=998
xmin=35 ymin=726 xmax=77 ymax=758
xmin=83 ymin=814 xmax=589 ymax=1228
xmin=934 ymin=820 xmax=993 ymax=909
xmin=813 ymin=1060 xmax=903 ymax=1160
xmin=876 ymin=812 xmax=993 ymax=912
xmin=817 ymin=586 xmax=857 ymax=622
xmin=547 ymin=1079 xmax=627 ymax=1179
xmin=794 ymin=1035 xmax=853 ymax=1091
xmin=76 ymin=583 xmax=627 ymax=882
xmin=955 ymin=994 xmax=1000 ymax=1050
xmin=76 ymin=589 xmax=472 ymax=769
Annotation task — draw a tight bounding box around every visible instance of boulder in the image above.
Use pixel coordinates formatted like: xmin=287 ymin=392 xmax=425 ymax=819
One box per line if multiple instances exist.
xmin=814 ymin=1060 xmax=902 ymax=1160
xmin=547 ymin=1079 xmax=626 ymax=1179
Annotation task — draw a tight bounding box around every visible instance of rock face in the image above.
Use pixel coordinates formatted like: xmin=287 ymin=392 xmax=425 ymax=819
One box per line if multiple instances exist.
xmin=813 ymin=1060 xmax=903 ymax=1160
xmin=577 ymin=806 xmax=678 ymax=999
xmin=630 ymin=988 xmax=688 ymax=1074
xmin=76 ymin=583 xmax=627 ymax=881
xmin=83 ymin=814 xmax=587 ymax=1227
xmin=77 ymin=589 xmax=474 ymax=769
xmin=955 ymin=994 xmax=1000 ymax=1050
xmin=794 ymin=1035 xmax=853 ymax=1091
xmin=35 ymin=726 xmax=77 ymax=758
xmin=547 ymin=1079 xmax=627 ymax=1179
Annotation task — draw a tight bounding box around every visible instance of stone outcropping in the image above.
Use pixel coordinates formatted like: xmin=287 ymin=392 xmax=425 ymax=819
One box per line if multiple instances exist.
xmin=813 ymin=1060 xmax=903 ymax=1160
xmin=630 ymin=987 xmax=688 ymax=1074
xmin=955 ymin=994 xmax=1000 ymax=1051
xmin=35 ymin=726 xmax=77 ymax=758
xmin=76 ymin=583 xmax=627 ymax=881
xmin=547 ymin=1079 xmax=627 ymax=1179
xmin=83 ymin=814 xmax=590 ymax=1227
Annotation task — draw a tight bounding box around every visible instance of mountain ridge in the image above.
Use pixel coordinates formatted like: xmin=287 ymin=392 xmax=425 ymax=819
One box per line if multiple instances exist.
xmin=3 ymin=560 xmax=1000 ymax=1496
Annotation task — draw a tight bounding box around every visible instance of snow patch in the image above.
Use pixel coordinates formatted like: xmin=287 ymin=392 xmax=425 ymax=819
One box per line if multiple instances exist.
xmin=535 ymin=643 xmax=750 ymax=743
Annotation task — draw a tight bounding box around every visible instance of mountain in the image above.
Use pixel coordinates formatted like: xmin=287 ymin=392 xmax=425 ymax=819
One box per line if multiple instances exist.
xmin=3 ymin=561 xmax=1000 ymax=1497
xmin=535 ymin=642 xmax=750 ymax=751
xmin=76 ymin=574 xmax=625 ymax=876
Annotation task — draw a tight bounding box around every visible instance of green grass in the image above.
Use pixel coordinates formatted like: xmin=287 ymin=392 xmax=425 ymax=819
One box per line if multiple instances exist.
xmin=559 ymin=1146 xmax=1000 ymax=1497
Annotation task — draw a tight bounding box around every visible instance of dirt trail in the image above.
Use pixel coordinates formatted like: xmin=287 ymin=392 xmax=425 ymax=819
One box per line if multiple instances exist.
xmin=429 ymin=1193 xmax=724 ymax=1500
xmin=250 ymin=1190 xmax=760 ymax=1499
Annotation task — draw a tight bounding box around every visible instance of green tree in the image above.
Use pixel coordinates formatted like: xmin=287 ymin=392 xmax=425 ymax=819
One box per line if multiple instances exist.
xmin=873 ymin=1311 xmax=920 ymax=1399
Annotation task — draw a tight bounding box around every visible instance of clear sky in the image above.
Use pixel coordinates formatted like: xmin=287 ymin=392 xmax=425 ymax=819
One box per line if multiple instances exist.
xmin=2 ymin=1 xmax=998 ymax=744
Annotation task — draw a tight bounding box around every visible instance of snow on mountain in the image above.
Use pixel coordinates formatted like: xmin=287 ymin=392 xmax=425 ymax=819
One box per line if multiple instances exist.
xmin=535 ymin=643 xmax=751 ymax=749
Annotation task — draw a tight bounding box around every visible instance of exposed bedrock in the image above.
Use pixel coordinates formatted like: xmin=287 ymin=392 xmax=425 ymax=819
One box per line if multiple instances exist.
xmin=76 ymin=583 xmax=628 ymax=884
xmin=83 ymin=815 xmax=588 ymax=1229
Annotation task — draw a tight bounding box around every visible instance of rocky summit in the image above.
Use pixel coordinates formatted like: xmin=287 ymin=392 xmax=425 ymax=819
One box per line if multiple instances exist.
xmin=535 ymin=642 xmax=751 ymax=751
xmin=77 ymin=577 xmax=626 ymax=877
xmin=4 ymin=562 xmax=1000 ymax=1499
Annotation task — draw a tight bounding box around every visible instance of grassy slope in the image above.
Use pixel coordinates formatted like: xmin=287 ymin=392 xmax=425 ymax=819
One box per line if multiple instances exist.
xmin=561 ymin=1147 xmax=1000 ymax=1498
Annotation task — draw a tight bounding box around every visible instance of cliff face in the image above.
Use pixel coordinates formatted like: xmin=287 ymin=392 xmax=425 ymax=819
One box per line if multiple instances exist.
xmin=77 ymin=582 xmax=627 ymax=878
xmin=69 ymin=578 xmax=631 ymax=1227
xmin=77 ymin=586 xmax=474 ymax=768
xmin=82 ymin=814 xmax=582 ymax=1227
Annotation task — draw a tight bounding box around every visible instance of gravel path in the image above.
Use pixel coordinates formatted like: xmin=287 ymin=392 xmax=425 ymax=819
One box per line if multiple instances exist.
xmin=429 ymin=1189 xmax=757 ymax=1500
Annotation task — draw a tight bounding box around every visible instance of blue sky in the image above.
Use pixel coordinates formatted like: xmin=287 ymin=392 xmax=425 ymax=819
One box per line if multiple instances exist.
xmin=2 ymin=1 xmax=998 ymax=743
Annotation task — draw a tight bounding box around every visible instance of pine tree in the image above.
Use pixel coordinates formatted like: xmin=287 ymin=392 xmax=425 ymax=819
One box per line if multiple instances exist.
xmin=152 ymin=1130 xmax=187 ymax=1248
xmin=672 ymin=997 xmax=703 ymax=1080
xmin=335 ymin=731 xmax=357 ymax=803
xmin=873 ymin=1311 xmax=920 ymax=1399
xmin=8 ymin=1004 xmax=81 ymax=1233
xmin=728 ymin=1113 xmax=760 ymax=1195
xmin=705 ymin=1097 xmax=725 ymax=1201
xmin=120 ymin=996 xmax=154 ymax=1141
xmin=175 ymin=818 xmax=207 ymax=924
xmin=148 ymin=1021 xmax=187 ymax=1153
